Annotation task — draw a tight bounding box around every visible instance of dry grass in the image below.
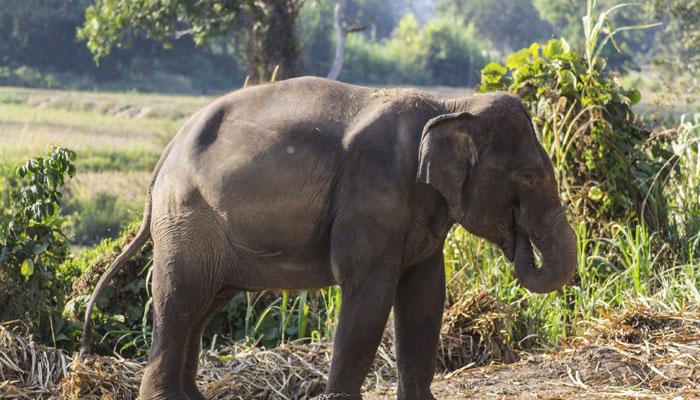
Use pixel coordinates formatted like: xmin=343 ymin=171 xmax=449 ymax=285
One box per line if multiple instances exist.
xmin=0 ymin=291 xmax=516 ymax=399
xmin=377 ymin=305 xmax=700 ymax=400
xmin=0 ymin=322 xmax=69 ymax=399
xmin=57 ymin=340 xmax=394 ymax=400
xmin=570 ymin=306 xmax=700 ymax=395
xmin=2 ymin=302 xmax=698 ymax=399
xmin=438 ymin=291 xmax=519 ymax=371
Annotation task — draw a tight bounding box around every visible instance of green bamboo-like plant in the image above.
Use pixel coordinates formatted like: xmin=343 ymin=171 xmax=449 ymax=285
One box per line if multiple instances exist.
xmin=582 ymin=0 xmax=660 ymax=77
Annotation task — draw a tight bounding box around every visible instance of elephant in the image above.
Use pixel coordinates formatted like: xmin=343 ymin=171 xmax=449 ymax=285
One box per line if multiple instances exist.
xmin=80 ymin=76 xmax=577 ymax=400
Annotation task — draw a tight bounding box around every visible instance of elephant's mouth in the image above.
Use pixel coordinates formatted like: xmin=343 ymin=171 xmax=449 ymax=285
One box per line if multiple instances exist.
xmin=501 ymin=233 xmax=516 ymax=262
xmin=500 ymin=211 xmax=517 ymax=262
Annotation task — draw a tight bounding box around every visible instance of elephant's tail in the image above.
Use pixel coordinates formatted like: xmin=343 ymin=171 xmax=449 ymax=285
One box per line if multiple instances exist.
xmin=79 ymin=139 xmax=175 ymax=358
xmin=78 ymin=197 xmax=152 ymax=357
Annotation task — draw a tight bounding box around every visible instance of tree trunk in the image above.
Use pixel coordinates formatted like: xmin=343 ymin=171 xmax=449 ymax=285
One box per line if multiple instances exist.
xmin=238 ymin=0 xmax=303 ymax=83
xmin=327 ymin=0 xmax=348 ymax=80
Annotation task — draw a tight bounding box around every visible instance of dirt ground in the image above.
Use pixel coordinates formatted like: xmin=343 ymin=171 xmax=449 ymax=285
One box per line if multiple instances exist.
xmin=372 ymin=310 xmax=700 ymax=400
xmin=367 ymin=342 xmax=700 ymax=399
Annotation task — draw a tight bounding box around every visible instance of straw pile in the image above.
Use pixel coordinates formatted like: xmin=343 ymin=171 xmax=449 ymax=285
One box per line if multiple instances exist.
xmin=4 ymin=296 xmax=698 ymax=399
xmin=56 ymin=340 xmax=396 ymax=400
xmin=1 ymin=291 xmax=513 ymax=399
xmin=372 ymin=305 xmax=700 ymax=399
xmin=0 ymin=323 xmax=69 ymax=399
xmin=569 ymin=305 xmax=700 ymax=395
xmin=438 ymin=291 xmax=518 ymax=371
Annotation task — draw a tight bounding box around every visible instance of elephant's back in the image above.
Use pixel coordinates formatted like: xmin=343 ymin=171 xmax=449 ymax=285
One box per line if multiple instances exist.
xmin=151 ymin=77 xmax=358 ymax=262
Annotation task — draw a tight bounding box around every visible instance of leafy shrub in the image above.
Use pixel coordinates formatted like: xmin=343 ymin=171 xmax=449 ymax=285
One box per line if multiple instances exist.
xmin=0 ymin=66 xmax=60 ymax=88
xmin=0 ymin=147 xmax=76 ymax=344
xmin=61 ymin=225 xmax=154 ymax=356
xmin=480 ymin=38 xmax=670 ymax=234
xmin=342 ymin=14 xmax=487 ymax=86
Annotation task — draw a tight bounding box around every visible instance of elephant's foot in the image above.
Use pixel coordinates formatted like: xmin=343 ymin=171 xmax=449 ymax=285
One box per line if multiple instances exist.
xmin=140 ymin=367 xmax=189 ymax=400
xmin=184 ymin=386 xmax=208 ymax=400
xmin=397 ymin=391 xmax=436 ymax=400
xmin=319 ymin=392 xmax=363 ymax=399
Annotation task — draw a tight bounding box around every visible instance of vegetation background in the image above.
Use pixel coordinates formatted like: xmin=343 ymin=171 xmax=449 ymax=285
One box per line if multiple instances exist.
xmin=1 ymin=0 xmax=700 ymax=397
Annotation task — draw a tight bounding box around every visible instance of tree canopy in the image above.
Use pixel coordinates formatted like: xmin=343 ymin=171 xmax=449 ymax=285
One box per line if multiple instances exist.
xmin=437 ymin=0 xmax=552 ymax=55
xmin=78 ymin=0 xmax=303 ymax=81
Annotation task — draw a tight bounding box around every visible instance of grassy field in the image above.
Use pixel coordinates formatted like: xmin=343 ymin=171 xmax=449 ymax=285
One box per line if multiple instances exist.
xmin=0 ymin=87 xmax=210 ymax=245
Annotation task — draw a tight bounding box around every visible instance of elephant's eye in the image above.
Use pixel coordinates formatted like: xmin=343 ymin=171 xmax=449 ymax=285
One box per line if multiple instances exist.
xmin=515 ymin=170 xmax=536 ymax=186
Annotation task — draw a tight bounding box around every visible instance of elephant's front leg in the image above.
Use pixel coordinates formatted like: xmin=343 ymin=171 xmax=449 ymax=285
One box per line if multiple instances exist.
xmin=394 ymin=251 xmax=445 ymax=400
xmin=325 ymin=225 xmax=402 ymax=398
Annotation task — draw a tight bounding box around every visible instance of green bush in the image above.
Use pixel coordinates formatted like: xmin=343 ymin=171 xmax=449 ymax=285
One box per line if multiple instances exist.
xmin=0 ymin=66 xmax=60 ymax=88
xmin=60 ymin=226 xmax=154 ymax=356
xmin=0 ymin=147 xmax=76 ymax=345
xmin=342 ymin=14 xmax=488 ymax=86
xmin=663 ymin=114 xmax=700 ymax=258
xmin=480 ymin=38 xmax=670 ymax=234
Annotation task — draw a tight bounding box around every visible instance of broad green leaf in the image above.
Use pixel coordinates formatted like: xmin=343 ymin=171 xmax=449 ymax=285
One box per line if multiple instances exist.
xmin=482 ymin=63 xmax=507 ymax=76
xmin=627 ymin=89 xmax=641 ymax=105
xmin=588 ymin=186 xmax=604 ymax=201
xmin=543 ymin=39 xmax=566 ymax=59
xmin=506 ymin=48 xmax=531 ymax=69
xmin=21 ymin=259 xmax=34 ymax=280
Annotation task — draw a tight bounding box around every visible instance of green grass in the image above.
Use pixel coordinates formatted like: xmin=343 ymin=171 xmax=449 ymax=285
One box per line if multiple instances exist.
xmin=0 ymin=86 xmax=201 ymax=247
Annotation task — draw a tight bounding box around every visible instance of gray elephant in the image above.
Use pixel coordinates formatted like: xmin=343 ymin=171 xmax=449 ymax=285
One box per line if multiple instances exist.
xmin=80 ymin=77 xmax=576 ymax=400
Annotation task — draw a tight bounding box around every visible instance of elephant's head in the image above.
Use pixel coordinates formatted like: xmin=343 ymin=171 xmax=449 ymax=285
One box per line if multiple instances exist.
xmin=417 ymin=92 xmax=576 ymax=293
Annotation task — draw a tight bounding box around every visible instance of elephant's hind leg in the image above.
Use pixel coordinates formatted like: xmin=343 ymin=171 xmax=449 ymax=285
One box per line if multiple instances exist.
xmin=140 ymin=254 xmax=217 ymax=400
xmin=181 ymin=291 xmax=237 ymax=400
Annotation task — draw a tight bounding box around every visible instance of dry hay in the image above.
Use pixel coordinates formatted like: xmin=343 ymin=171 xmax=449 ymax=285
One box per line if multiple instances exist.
xmin=56 ymin=339 xmax=396 ymax=400
xmin=5 ymin=295 xmax=698 ymax=399
xmin=438 ymin=291 xmax=518 ymax=371
xmin=419 ymin=305 xmax=700 ymax=399
xmin=0 ymin=323 xmax=69 ymax=399
xmin=566 ymin=305 xmax=700 ymax=396
xmin=1 ymin=291 xmax=511 ymax=399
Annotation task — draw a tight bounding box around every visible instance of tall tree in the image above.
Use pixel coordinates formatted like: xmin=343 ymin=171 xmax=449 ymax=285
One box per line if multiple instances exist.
xmin=78 ymin=0 xmax=304 ymax=82
xmin=0 ymin=0 xmax=92 ymax=71
xmin=437 ymin=0 xmax=552 ymax=55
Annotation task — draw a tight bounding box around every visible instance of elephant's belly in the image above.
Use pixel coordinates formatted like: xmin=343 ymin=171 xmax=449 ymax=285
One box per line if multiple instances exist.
xmin=230 ymin=257 xmax=337 ymax=291
xmin=195 ymin=129 xmax=341 ymax=260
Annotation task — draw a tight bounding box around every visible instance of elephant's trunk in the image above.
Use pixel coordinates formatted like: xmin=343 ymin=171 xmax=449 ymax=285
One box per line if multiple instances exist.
xmin=513 ymin=206 xmax=577 ymax=294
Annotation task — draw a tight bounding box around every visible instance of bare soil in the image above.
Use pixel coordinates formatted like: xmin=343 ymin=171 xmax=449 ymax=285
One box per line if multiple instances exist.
xmin=368 ymin=342 xmax=700 ymax=399
xmin=370 ymin=308 xmax=700 ymax=400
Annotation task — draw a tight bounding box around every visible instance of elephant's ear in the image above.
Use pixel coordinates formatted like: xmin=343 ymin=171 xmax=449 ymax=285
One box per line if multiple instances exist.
xmin=417 ymin=111 xmax=478 ymax=220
